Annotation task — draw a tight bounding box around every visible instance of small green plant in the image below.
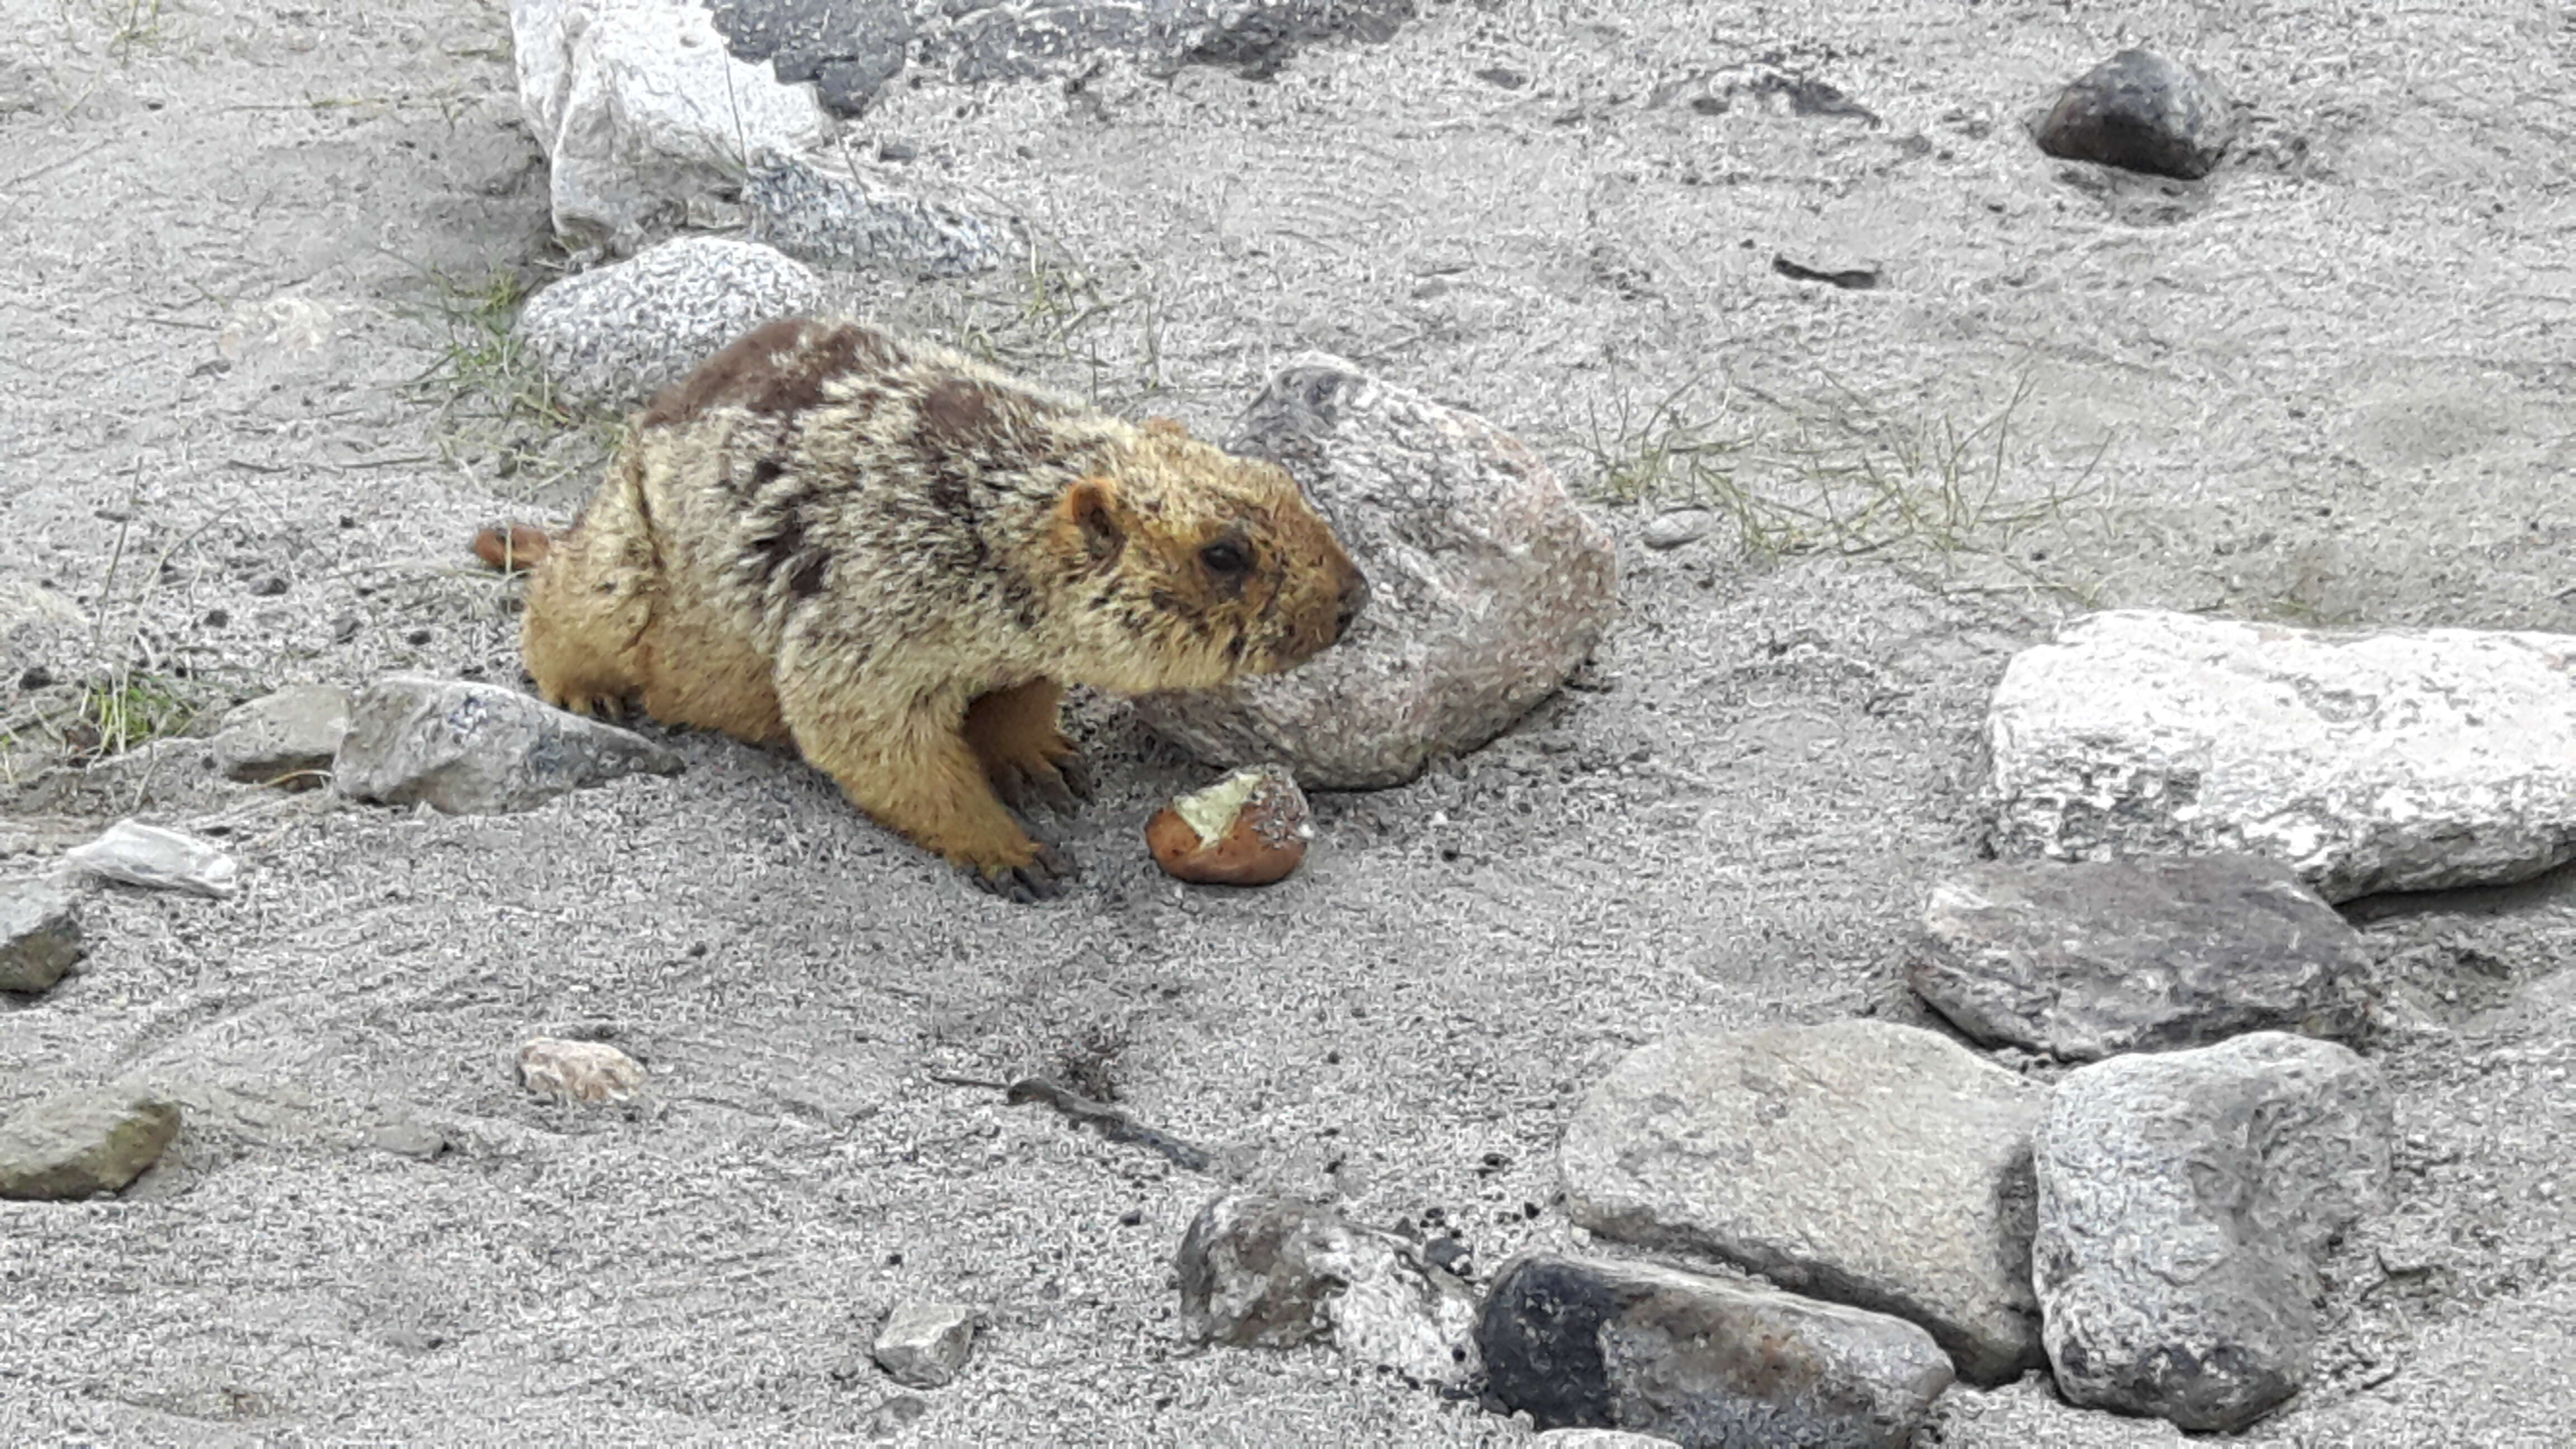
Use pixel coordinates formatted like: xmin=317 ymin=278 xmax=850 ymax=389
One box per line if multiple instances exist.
xmin=910 ymin=241 xmax=1172 ymax=413
xmin=1582 ymin=371 xmax=2114 ymax=602
xmin=60 ymin=668 xmax=202 ymax=761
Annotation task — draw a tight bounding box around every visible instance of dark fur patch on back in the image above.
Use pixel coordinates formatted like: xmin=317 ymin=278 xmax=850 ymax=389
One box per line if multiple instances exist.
xmin=917 ymin=378 xmax=1002 ymax=449
xmin=641 ymin=319 xmax=898 ymax=429
xmin=787 ymin=553 xmax=830 ymax=598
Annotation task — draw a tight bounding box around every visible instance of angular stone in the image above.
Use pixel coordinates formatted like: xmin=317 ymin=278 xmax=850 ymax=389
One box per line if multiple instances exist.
xmin=1640 ymin=509 xmax=1715 ymax=550
xmin=1987 ymin=610 xmax=2576 ymax=901
xmin=210 ymin=684 xmax=352 ymax=786
xmin=742 ymin=154 xmax=1005 ymax=277
xmin=1177 ymin=1194 xmax=1481 ymax=1384
xmin=1911 ymin=855 xmax=2370 ymax=1061
xmin=63 ymin=821 xmax=240 ymax=898
xmin=2034 ymin=1032 xmax=2391 ymax=1433
xmin=705 ymin=0 xmax=912 ymax=117
xmin=517 ymin=1037 xmax=648 ymax=1105
xmin=0 ymin=877 xmax=84 ymax=994
xmin=2035 ymin=50 xmax=2237 ymax=181
xmin=1561 ymin=1020 xmax=2045 ymax=1384
xmin=509 ymin=0 xmax=836 ymax=256
xmin=514 ymin=236 xmax=825 ymax=411
xmin=337 ymin=677 xmax=682 ymax=816
xmin=872 ymin=1302 xmax=979 ymax=1389
xmin=1479 ymin=1253 xmax=1954 ymax=1449
xmin=0 ymin=1087 xmax=182 ymax=1200
xmin=1134 ymin=356 xmax=1617 ymax=788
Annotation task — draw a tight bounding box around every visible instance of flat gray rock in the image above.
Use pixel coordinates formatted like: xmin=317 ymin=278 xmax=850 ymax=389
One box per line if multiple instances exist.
xmin=2035 ymin=49 xmax=2237 ymax=181
xmin=742 ymin=153 xmax=1005 ymax=276
xmin=0 ymin=877 xmax=84 ymax=994
xmin=1988 ymin=610 xmax=2576 ymax=901
xmin=1640 ymin=509 xmax=1715 ymax=550
xmin=1176 ymin=1193 xmax=1481 ymax=1384
xmin=2034 ymin=1032 xmax=2390 ymax=1433
xmin=1134 ymin=356 xmax=1617 ymax=788
xmin=872 ymin=1302 xmax=979 ymax=1388
xmin=1561 ymin=1020 xmax=2046 ymax=1385
xmin=63 ymin=821 xmax=240 ymax=898
xmin=515 ymin=235 xmax=826 ymax=412
xmin=335 ymin=675 xmax=683 ymax=816
xmin=210 ymin=684 xmax=352 ymax=786
xmin=0 ymin=1087 xmax=182 ymax=1200
xmin=1911 ymin=854 xmax=2371 ymax=1060
xmin=1478 ymin=1253 xmax=1954 ymax=1449
xmin=510 ymin=0 xmax=836 ymax=255
xmin=934 ymin=1 xmax=1413 ymax=86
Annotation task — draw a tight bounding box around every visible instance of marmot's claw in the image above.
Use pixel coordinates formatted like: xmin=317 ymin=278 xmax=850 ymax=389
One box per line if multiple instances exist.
xmin=971 ymin=842 xmax=1077 ymax=903
xmin=1055 ymin=755 xmax=1097 ymax=803
xmin=992 ymin=759 xmax=1088 ymax=815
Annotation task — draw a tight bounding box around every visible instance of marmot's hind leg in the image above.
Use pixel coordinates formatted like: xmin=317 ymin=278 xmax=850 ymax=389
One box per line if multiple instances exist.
xmin=522 ymin=460 xmax=657 ymax=719
xmin=962 ymin=679 xmax=1093 ymax=814
xmin=780 ymin=675 xmax=1074 ymax=902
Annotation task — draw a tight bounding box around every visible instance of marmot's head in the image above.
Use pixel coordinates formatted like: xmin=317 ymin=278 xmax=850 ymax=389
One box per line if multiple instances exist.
xmin=1046 ymin=418 xmax=1367 ymax=693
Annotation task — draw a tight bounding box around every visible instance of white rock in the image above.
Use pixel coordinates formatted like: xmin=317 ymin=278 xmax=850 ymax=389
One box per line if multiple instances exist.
xmin=1176 ymin=1194 xmax=1482 ymax=1384
xmin=63 ymin=821 xmax=239 ymax=898
xmin=515 ymin=236 xmax=824 ymax=411
xmin=1990 ymin=609 xmax=2576 ymax=901
xmin=511 ymin=0 xmax=835 ymax=257
xmin=872 ymin=1302 xmax=979 ymax=1389
xmin=518 ymin=1037 xmax=647 ymax=1105
xmin=1134 ymin=356 xmax=1617 ymax=788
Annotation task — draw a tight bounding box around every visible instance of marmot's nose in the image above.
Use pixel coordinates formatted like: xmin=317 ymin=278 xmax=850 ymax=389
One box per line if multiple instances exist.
xmin=1332 ymin=570 xmax=1369 ymax=642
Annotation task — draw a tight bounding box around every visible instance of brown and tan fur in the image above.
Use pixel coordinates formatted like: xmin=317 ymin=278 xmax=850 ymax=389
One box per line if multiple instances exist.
xmin=516 ymin=318 xmax=1366 ymax=899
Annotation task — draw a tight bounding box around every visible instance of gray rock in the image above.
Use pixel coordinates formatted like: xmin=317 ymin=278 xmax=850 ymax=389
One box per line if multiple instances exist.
xmin=509 ymin=0 xmax=836 ymax=255
xmin=1911 ymin=855 xmax=2370 ymax=1061
xmin=2034 ymin=1031 xmax=2391 ymax=1432
xmin=742 ymin=153 xmax=1005 ymax=277
xmin=1988 ymin=610 xmax=2576 ymax=901
xmin=1133 ymin=356 xmax=1617 ymax=788
xmin=705 ymin=0 xmax=912 ymax=117
xmin=1176 ymin=1193 xmax=1481 ymax=1383
xmin=1535 ymin=1432 xmax=1683 ymax=1448
xmin=1478 ymin=1253 xmax=1954 ymax=1449
xmin=515 ymin=235 xmax=826 ymax=411
xmin=932 ymin=1 xmax=1414 ymax=86
xmin=365 ymin=1122 xmax=449 ymax=1160
xmin=2035 ymin=50 xmax=2237 ymax=181
xmin=871 ymin=1302 xmax=979 ymax=1389
xmin=1561 ymin=1020 xmax=2045 ymax=1384
xmin=0 ymin=1087 xmax=182 ymax=1200
xmin=209 ymin=684 xmax=352 ymax=786
xmin=1640 ymin=509 xmax=1715 ymax=550
xmin=0 ymin=877 xmax=84 ymax=994
xmin=335 ymin=675 xmax=683 ymax=816
xmin=63 ymin=821 xmax=240 ymax=898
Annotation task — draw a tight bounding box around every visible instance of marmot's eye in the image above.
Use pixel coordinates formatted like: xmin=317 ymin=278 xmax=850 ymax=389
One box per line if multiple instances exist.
xmin=1199 ymin=539 xmax=1252 ymax=576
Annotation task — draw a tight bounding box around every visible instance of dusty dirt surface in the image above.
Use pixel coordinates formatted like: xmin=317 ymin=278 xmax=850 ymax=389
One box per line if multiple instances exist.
xmin=4 ymin=1 xmax=2573 ymax=1444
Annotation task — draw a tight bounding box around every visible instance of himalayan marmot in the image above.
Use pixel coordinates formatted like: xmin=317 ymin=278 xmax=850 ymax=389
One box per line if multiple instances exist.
xmin=516 ymin=318 xmax=1368 ymax=900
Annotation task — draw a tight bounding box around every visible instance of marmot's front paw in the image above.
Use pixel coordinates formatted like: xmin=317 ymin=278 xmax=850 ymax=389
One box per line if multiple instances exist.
xmin=986 ymin=746 xmax=1095 ymax=816
xmin=968 ymin=841 xmax=1078 ymax=903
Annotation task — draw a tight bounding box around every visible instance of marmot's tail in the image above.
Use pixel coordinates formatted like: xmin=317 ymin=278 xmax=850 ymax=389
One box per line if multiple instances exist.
xmin=471 ymin=524 xmax=553 ymax=573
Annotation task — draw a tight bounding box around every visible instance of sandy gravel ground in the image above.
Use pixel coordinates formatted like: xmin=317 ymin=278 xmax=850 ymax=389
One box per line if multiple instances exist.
xmin=3 ymin=1 xmax=2572 ymax=1445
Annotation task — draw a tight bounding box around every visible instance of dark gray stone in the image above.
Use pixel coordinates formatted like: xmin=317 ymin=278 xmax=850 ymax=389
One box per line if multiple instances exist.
xmin=1133 ymin=356 xmax=1617 ymax=789
xmin=0 ymin=1087 xmax=182 ymax=1200
xmin=1561 ymin=1020 xmax=2045 ymax=1385
xmin=1911 ymin=855 xmax=2371 ymax=1061
xmin=742 ymin=154 xmax=1005 ymax=277
xmin=2035 ymin=49 xmax=2237 ymax=181
xmin=1177 ymin=1193 xmax=1480 ymax=1382
xmin=705 ymin=0 xmax=915 ymax=117
xmin=210 ymin=684 xmax=352 ymax=786
xmin=0 ymin=877 xmax=84 ymax=995
xmin=335 ymin=676 xmax=683 ymax=816
xmin=1478 ymin=1254 xmax=1954 ymax=1449
xmin=2034 ymin=1032 xmax=2390 ymax=1433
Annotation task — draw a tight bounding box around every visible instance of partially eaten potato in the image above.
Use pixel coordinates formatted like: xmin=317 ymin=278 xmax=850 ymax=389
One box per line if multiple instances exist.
xmin=1145 ymin=765 xmax=1313 ymax=886
xmin=472 ymin=523 xmax=553 ymax=573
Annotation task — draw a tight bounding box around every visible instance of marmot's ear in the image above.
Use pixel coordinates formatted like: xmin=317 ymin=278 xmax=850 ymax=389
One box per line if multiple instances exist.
xmin=1141 ymin=416 xmax=1190 ymax=441
xmin=1060 ymin=476 xmax=1126 ymax=566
